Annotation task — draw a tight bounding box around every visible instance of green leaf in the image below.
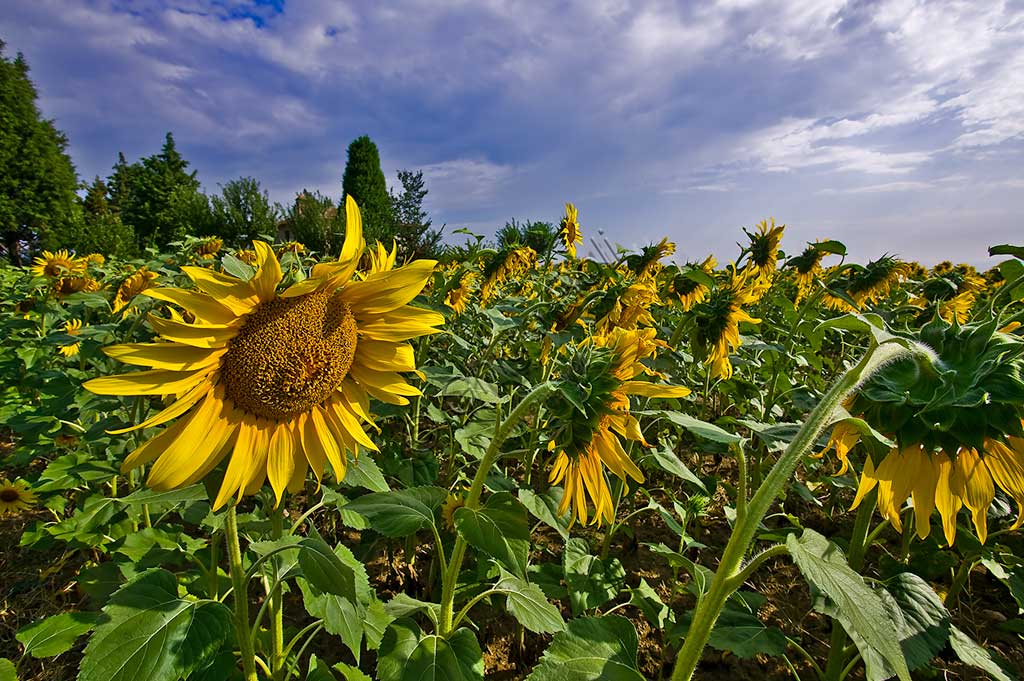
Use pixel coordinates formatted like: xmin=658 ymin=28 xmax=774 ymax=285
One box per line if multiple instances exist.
xmin=989 ymin=244 xmax=1024 ymax=259
xmin=79 ymin=568 xmax=234 ymax=681
xmin=440 ymin=377 xmax=504 ymax=404
xmin=628 ymin=580 xmax=672 ymax=630
xmin=948 ymin=626 xmax=1014 ymax=681
xmin=16 ymin=611 xmax=98 ymax=658
xmin=298 ymin=532 xmax=357 ymax=603
xmin=681 ymin=608 xmax=787 ymax=659
xmin=454 ymin=492 xmax=530 ymax=578
xmin=343 ymin=487 xmax=446 ymax=538
xmin=564 ymin=538 xmax=626 ymax=615
xmin=118 ymin=485 xmax=208 ymax=506
xmin=220 ymin=254 xmax=256 ymax=280
xmin=640 ymin=410 xmax=741 ymax=444
xmin=518 ymin=487 xmax=570 ymax=539
xmin=880 ymin=573 xmax=950 ymax=673
xmin=526 ymin=615 xmax=644 ymax=680
xmin=495 ymin=571 xmax=565 ymax=634
xmin=646 ymin=445 xmax=707 ymax=492
xmin=383 ymin=593 xmax=441 ymax=628
xmin=331 ymin=661 xmax=372 ymax=681
xmin=377 ymin=618 xmax=422 ymax=681
xmin=342 ymin=452 xmax=390 ymax=492
xmin=402 ymin=630 xmax=484 ymax=681
xmin=0 ymin=659 xmax=15 ymax=681
xmin=787 ymin=530 xmax=911 ymax=681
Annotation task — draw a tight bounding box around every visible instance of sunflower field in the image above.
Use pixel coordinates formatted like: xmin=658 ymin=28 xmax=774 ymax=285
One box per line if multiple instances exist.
xmin=2 ymin=200 xmax=1023 ymax=681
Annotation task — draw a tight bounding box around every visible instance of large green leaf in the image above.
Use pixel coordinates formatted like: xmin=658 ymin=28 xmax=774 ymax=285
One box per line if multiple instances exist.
xmin=342 ymin=452 xmax=390 ymax=492
xmin=343 ymin=487 xmax=446 ymax=537
xmin=16 ymin=611 xmax=98 ymax=658
xmin=377 ymin=619 xmax=423 ymax=681
xmin=495 ymin=571 xmax=565 ymax=634
xmin=297 ymin=531 xmax=358 ymax=603
xmin=526 ymin=615 xmax=644 ymax=680
xmin=679 ymin=608 xmax=787 ymax=659
xmin=787 ymin=530 xmax=911 ymax=681
xmin=563 ymin=538 xmax=626 ymax=615
xmin=646 ymin=445 xmax=707 ymax=492
xmin=878 ymin=573 xmax=950 ymax=674
xmin=0 ymin=659 xmax=15 ymax=681
xmin=454 ymin=492 xmax=530 ymax=578
xmin=402 ymin=629 xmax=484 ymax=681
xmin=948 ymin=626 xmax=1014 ymax=681
xmin=639 ymin=410 xmax=741 ymax=444
xmin=518 ymin=487 xmax=570 ymax=539
xmin=79 ymin=568 xmax=233 ymax=681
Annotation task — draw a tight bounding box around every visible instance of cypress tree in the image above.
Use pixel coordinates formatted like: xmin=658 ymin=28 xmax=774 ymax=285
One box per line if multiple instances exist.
xmin=341 ymin=136 xmax=394 ymax=245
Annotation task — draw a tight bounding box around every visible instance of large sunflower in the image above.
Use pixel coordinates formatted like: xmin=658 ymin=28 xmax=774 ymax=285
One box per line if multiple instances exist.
xmin=743 ymin=218 xmax=785 ymax=284
xmin=693 ymin=267 xmax=761 ymax=380
xmin=85 ymin=197 xmax=444 ymax=509
xmin=548 ymin=327 xmax=690 ymax=525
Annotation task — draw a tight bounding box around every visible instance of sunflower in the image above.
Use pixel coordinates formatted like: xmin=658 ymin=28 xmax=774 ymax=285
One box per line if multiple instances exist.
xmin=277 ymin=242 xmax=306 ymax=257
xmin=59 ymin=319 xmax=83 ymax=357
xmin=445 ymin=271 xmax=477 ymax=315
xmin=441 ymin=490 xmax=467 ymax=531
xmin=786 ymin=243 xmax=828 ymax=303
xmin=480 ymin=246 xmax=536 ymax=304
xmin=55 ymin=276 xmax=102 ymax=297
xmin=0 ymin=479 xmax=37 ymax=516
xmin=195 ymin=237 xmax=223 ymax=260
xmin=743 ymin=218 xmax=785 ymax=284
xmin=31 ymin=250 xmax=85 ymax=279
xmin=560 ymin=202 xmax=583 ymax=258
xmin=595 ymin=282 xmax=659 ymax=334
xmin=666 ymin=256 xmax=716 ymax=311
xmin=112 ymin=268 xmax=160 ymax=313
xmin=938 ymin=291 xmax=976 ymax=324
xmin=846 ymin=256 xmax=910 ymax=307
xmin=693 ymin=268 xmax=761 ymax=380
xmin=363 ymin=241 xmax=397 ymax=275
xmin=626 ymin=238 xmax=676 ymax=281
xmin=823 ymin=318 xmax=1024 ymax=546
xmin=85 ymin=253 xmax=106 ymax=266
xmin=85 ymin=198 xmax=443 ymax=509
xmin=548 ymin=327 xmax=690 ymax=525
xmin=236 ymin=249 xmax=259 ymax=265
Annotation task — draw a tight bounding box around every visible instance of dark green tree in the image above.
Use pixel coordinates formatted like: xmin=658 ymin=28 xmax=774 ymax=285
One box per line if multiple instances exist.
xmin=108 ymin=132 xmax=204 ymax=250
xmin=66 ymin=176 xmax=136 ymax=258
xmin=390 ymin=169 xmax=442 ymax=259
xmin=0 ymin=41 xmax=79 ymax=263
xmin=341 ymin=135 xmax=393 ymax=244
xmin=208 ymin=176 xmax=279 ymax=245
xmin=280 ymin=190 xmax=341 ymax=253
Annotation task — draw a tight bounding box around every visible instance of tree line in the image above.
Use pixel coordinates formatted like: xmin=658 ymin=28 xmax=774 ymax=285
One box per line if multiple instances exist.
xmin=0 ymin=41 xmax=440 ymax=264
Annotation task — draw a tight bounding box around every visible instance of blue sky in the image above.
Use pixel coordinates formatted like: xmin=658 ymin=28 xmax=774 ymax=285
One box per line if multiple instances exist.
xmin=4 ymin=0 xmax=1023 ymax=267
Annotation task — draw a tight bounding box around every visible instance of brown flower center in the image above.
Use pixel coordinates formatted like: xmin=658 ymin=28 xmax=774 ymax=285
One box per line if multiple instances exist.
xmin=221 ymin=289 xmax=358 ymax=420
xmin=0 ymin=488 xmax=20 ymax=503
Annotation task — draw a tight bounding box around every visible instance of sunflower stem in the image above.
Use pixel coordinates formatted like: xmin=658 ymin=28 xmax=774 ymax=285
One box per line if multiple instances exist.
xmin=225 ymin=505 xmax=259 ymax=681
xmin=669 ymin=340 xmax=930 ymax=681
xmin=268 ymin=502 xmax=285 ymax=680
xmin=437 ymin=382 xmax=556 ymax=637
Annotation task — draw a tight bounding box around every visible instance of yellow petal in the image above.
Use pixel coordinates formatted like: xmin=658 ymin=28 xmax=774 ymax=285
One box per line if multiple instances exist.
xmin=310 ymin=406 xmax=346 ymax=481
xmin=181 ymin=266 xmax=259 ymax=314
xmin=955 ymin=449 xmax=995 ymax=544
xmin=327 ymin=400 xmax=379 ymax=452
xmin=851 ymin=454 xmax=879 ymax=510
xmin=146 ymin=393 xmax=233 ymax=490
xmin=342 ymin=260 xmax=436 ymax=315
xmin=280 ymin=276 xmax=328 ymax=299
xmin=107 ymin=381 xmax=212 ymax=434
xmin=339 ymin=195 xmax=366 ymax=272
xmin=911 ymin=450 xmax=940 ymax=540
xmin=121 ymin=413 xmax=195 ymax=471
xmin=358 ymin=307 xmax=446 ymax=342
xmin=296 ymin=413 xmax=325 ymax=487
xmin=267 ymin=422 xmax=296 ymax=507
xmin=103 ymin=343 xmax=224 ymax=371
xmin=984 ymin=440 xmax=1024 ymax=530
xmin=252 ymin=241 xmax=283 ymax=303
xmin=242 ymin=420 xmax=272 ymax=495
xmin=147 ymin=315 xmax=239 ymax=349
xmin=354 ymin=341 xmax=416 ymax=373
xmin=84 ymin=367 xmax=215 ymax=396
xmin=214 ymin=417 xmax=257 ymax=510
xmin=143 ymin=288 xmax=237 ymax=325
xmin=934 ymin=453 xmax=963 ymax=546
xmin=619 ymin=380 xmax=691 ymax=399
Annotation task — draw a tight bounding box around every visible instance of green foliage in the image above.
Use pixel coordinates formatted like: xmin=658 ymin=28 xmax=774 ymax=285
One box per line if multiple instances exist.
xmin=279 ymin=190 xmax=341 ymax=253
xmin=207 ymin=176 xmax=279 ymax=245
xmin=0 ymin=41 xmax=79 ymax=263
xmin=342 ymin=136 xmax=393 ymax=245
xmin=390 ymin=169 xmax=442 ymax=259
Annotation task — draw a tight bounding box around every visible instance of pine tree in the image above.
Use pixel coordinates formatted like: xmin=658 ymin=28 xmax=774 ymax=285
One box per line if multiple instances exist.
xmin=341 ymin=136 xmax=394 ymax=245
xmin=0 ymin=41 xmax=79 ymax=263
xmin=390 ymin=169 xmax=442 ymax=258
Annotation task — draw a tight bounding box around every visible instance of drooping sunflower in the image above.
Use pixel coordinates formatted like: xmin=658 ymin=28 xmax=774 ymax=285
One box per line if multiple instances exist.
xmin=594 ymin=281 xmax=660 ymax=334
xmin=822 ymin=318 xmax=1024 ymax=546
xmin=626 ymin=238 xmax=676 ymax=281
xmin=277 ymin=242 xmax=307 ymax=257
xmin=560 ymin=202 xmax=583 ymax=259
xmin=55 ymin=276 xmax=102 ymax=297
xmin=786 ymin=242 xmax=829 ymax=303
xmin=693 ymin=267 xmax=761 ymax=380
xmin=85 ymin=253 xmax=106 ymax=266
xmin=31 ymin=250 xmax=85 ymax=279
xmin=548 ymin=327 xmax=690 ymax=525
xmin=59 ymin=319 xmax=83 ymax=357
xmin=846 ymin=256 xmax=911 ymax=307
xmin=743 ymin=218 xmax=785 ymax=285
xmin=112 ymin=268 xmax=160 ymax=313
xmin=480 ymin=246 xmax=536 ymax=304
xmin=665 ymin=255 xmax=717 ymax=311
xmin=195 ymin=238 xmax=223 ymax=260
xmin=236 ymin=249 xmax=259 ymax=266
xmin=445 ymin=271 xmax=477 ymax=315
xmin=85 ymin=197 xmax=444 ymax=509
xmin=0 ymin=479 xmax=37 ymax=516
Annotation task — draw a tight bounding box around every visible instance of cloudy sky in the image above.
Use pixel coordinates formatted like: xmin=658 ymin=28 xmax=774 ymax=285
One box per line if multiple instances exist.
xmin=4 ymin=0 xmax=1023 ymax=266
